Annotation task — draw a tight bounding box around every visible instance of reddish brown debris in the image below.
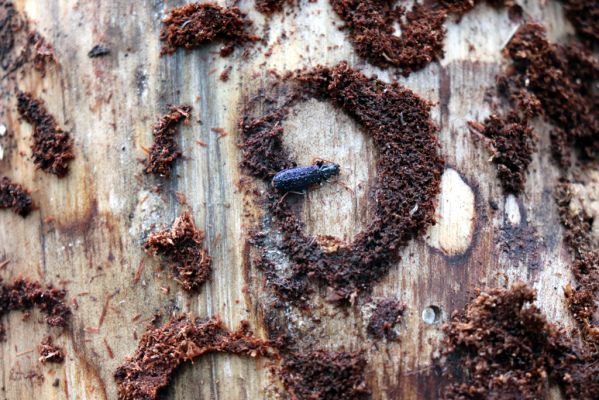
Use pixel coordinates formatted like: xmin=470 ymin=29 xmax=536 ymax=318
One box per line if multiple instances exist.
xmin=160 ymin=2 xmax=258 ymax=57
xmin=497 ymin=23 xmax=599 ymax=165
xmin=255 ymin=0 xmax=515 ymax=73
xmin=555 ymin=183 xmax=599 ymax=344
xmin=366 ymin=298 xmax=406 ymax=341
xmin=0 ymin=176 xmax=33 ymax=217
xmin=104 ymin=337 xmax=115 ymax=359
xmin=38 ymin=336 xmax=65 ymax=364
xmin=0 ymin=1 xmax=26 ymax=77
xmin=255 ymin=0 xmax=295 ymax=15
xmin=16 ymin=91 xmax=74 ymax=177
xmin=211 ymin=127 xmax=228 ymax=139
xmin=114 ymin=315 xmax=270 ymax=400
xmin=143 ymin=104 xmax=191 ymax=177
xmin=28 ymin=31 xmax=57 ymax=76
xmin=242 ymin=62 xmax=443 ymax=304
xmin=469 ymin=112 xmax=536 ymax=194
xmin=0 ymin=2 xmax=55 ymax=78
xmin=439 ymin=0 xmax=514 ymax=16
xmin=0 ymin=278 xmax=70 ymax=338
xmin=144 ymin=211 xmax=212 ymax=292
xmin=329 ymin=0 xmax=515 ymax=75
xmin=9 ymin=367 xmax=44 ymax=385
xmin=330 ymin=1 xmax=447 ymax=75
xmin=219 ymin=65 xmax=232 ymax=81
xmin=279 ymin=350 xmax=370 ymax=400
xmin=441 ymin=283 xmax=599 ymax=399
xmin=558 ymin=0 xmax=599 ymax=44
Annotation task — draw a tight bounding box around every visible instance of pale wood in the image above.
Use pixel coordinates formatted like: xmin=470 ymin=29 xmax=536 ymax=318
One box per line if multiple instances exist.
xmin=0 ymin=0 xmax=581 ymax=399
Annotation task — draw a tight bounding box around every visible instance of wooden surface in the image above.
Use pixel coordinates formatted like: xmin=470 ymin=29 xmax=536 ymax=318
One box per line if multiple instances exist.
xmin=0 ymin=0 xmax=581 ymax=399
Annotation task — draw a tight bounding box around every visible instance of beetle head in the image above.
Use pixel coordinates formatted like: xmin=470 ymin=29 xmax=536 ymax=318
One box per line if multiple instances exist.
xmin=319 ymin=163 xmax=340 ymax=178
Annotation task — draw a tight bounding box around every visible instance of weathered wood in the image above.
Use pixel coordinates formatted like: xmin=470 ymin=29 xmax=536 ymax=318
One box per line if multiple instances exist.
xmin=0 ymin=0 xmax=581 ymax=399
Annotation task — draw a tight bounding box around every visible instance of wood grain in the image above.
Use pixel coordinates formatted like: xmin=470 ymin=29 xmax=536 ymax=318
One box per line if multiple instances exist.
xmin=0 ymin=0 xmax=580 ymax=399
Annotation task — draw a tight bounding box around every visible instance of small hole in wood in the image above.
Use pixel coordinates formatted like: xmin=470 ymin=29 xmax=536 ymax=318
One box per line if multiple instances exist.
xmin=422 ymin=305 xmax=443 ymax=324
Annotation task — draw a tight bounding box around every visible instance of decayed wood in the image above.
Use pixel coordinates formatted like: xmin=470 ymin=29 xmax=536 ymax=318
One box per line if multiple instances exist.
xmin=0 ymin=0 xmax=582 ymax=399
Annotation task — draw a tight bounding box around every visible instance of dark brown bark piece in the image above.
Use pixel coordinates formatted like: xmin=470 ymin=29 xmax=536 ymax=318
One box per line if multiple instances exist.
xmin=16 ymin=91 xmax=74 ymax=177
xmin=160 ymin=2 xmax=257 ymax=57
xmin=144 ymin=211 xmax=212 ymax=292
xmin=143 ymin=104 xmax=191 ymax=177
xmin=0 ymin=176 xmax=33 ymax=217
xmin=87 ymin=44 xmax=110 ymax=58
xmin=114 ymin=316 xmax=269 ymax=400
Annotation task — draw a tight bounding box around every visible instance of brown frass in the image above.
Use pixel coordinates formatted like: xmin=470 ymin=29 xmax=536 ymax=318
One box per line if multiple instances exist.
xmin=0 ymin=278 xmax=70 ymax=336
xmin=0 ymin=176 xmax=33 ymax=217
xmin=330 ymin=1 xmax=447 ymax=75
xmin=255 ymin=0 xmax=295 ymax=15
xmin=38 ymin=336 xmax=65 ymax=364
xmin=0 ymin=1 xmax=25 ymax=76
xmin=441 ymin=282 xmax=599 ymax=399
xmin=0 ymin=2 xmax=56 ymax=78
xmin=219 ymin=65 xmax=232 ymax=82
xmin=555 ymin=182 xmax=599 ymax=344
xmin=16 ymin=91 xmax=74 ymax=177
xmin=160 ymin=2 xmax=258 ymax=57
xmin=254 ymin=0 xmax=516 ymax=74
xmin=279 ymin=350 xmax=370 ymax=400
xmin=241 ymin=62 xmax=443 ymax=304
xmin=143 ymin=104 xmax=191 ymax=177
xmin=366 ymin=298 xmax=406 ymax=341
xmin=469 ymin=112 xmax=535 ymax=194
xmin=329 ymin=0 xmax=516 ymax=75
xmin=114 ymin=315 xmax=270 ymax=400
xmin=28 ymin=30 xmax=57 ymax=76
xmin=439 ymin=0 xmax=515 ymax=16
xmin=558 ymin=0 xmax=599 ymax=44
xmin=144 ymin=211 xmax=212 ymax=292
xmin=497 ymin=23 xmax=599 ymax=164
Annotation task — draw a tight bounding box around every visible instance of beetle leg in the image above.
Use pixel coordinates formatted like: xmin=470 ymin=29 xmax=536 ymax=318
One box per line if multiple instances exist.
xmin=311 ymin=156 xmax=336 ymax=165
xmin=338 ymin=180 xmax=354 ymax=195
xmin=277 ymin=191 xmax=291 ymax=205
xmin=277 ymin=190 xmax=305 ymax=205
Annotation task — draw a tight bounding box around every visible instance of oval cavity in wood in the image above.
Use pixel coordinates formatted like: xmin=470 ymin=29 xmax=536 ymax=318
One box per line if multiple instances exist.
xmin=426 ymin=168 xmax=476 ymax=256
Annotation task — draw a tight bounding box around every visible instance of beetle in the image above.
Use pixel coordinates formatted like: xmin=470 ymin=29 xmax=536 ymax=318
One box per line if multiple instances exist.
xmin=272 ymin=162 xmax=340 ymax=192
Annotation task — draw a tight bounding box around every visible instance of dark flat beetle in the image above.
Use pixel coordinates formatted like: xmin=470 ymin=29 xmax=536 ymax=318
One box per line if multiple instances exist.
xmin=272 ymin=162 xmax=340 ymax=192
